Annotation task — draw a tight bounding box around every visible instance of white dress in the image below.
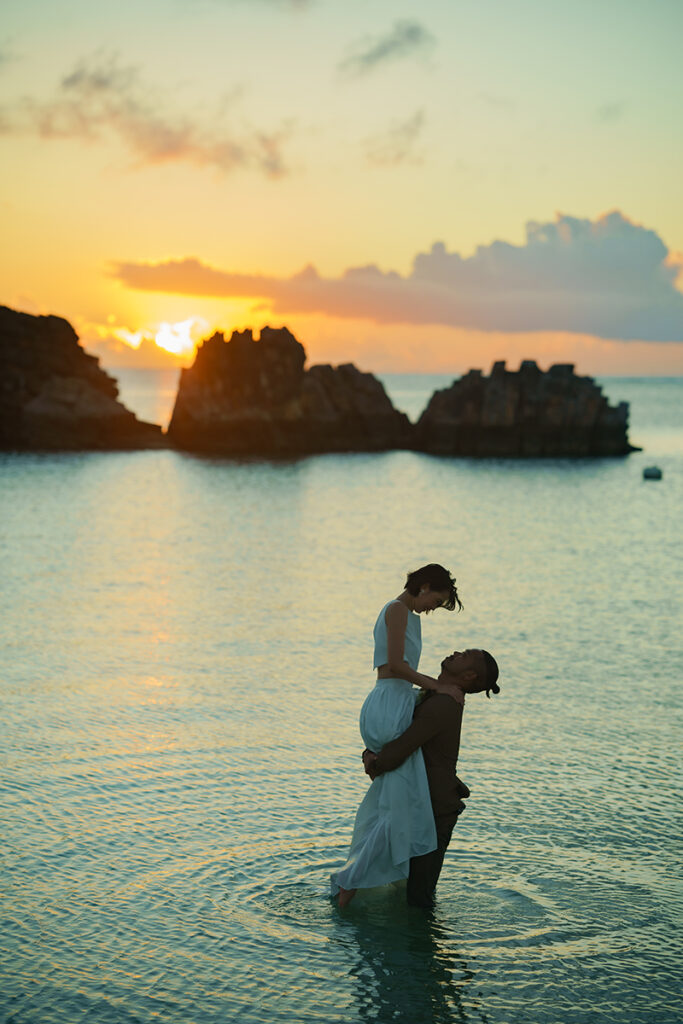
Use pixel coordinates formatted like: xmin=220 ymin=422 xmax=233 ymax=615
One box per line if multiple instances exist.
xmin=331 ymin=601 xmax=437 ymax=894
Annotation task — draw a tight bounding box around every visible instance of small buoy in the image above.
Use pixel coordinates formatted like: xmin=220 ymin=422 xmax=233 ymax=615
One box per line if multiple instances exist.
xmin=643 ymin=466 xmax=663 ymax=480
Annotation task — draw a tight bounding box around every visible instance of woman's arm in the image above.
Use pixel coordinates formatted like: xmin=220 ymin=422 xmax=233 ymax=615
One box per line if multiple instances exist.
xmin=382 ymin=602 xmax=464 ymax=703
xmin=382 ymin=601 xmax=441 ymax=689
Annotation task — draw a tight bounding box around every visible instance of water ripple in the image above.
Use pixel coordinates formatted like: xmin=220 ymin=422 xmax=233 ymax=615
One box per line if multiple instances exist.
xmin=2 ymin=441 xmax=682 ymax=1023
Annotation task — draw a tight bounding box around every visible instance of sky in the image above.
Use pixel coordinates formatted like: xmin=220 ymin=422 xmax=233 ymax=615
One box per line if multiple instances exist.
xmin=2 ymin=0 xmax=683 ymax=375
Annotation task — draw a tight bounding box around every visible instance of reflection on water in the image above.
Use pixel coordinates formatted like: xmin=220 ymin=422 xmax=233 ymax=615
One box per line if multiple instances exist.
xmin=1 ymin=377 xmax=682 ymax=1024
xmin=342 ymin=892 xmax=481 ymax=1024
xmin=111 ymin=366 xmax=180 ymax=428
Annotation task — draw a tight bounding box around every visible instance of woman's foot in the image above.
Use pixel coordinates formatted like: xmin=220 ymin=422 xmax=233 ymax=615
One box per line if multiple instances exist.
xmin=338 ymin=887 xmax=357 ymax=908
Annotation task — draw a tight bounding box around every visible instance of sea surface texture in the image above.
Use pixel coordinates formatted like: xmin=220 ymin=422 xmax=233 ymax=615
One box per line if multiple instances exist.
xmin=1 ymin=375 xmax=681 ymax=1024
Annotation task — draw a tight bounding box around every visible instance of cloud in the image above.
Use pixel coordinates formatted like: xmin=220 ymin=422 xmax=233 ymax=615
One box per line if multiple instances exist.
xmin=252 ymin=0 xmax=312 ymax=6
xmin=219 ymin=0 xmax=312 ymax=6
xmin=479 ymin=92 xmax=515 ymax=112
xmin=597 ymin=100 xmax=628 ymax=123
xmin=364 ymin=109 xmax=425 ymax=166
xmin=0 ymin=40 xmax=20 ymax=72
xmin=339 ymin=20 xmax=435 ymax=77
xmin=112 ymin=212 xmax=683 ymax=342
xmin=85 ymin=331 xmax=183 ymax=369
xmin=79 ymin=315 xmax=208 ymax=368
xmin=177 ymin=0 xmax=313 ymax=7
xmin=0 ymin=54 xmax=289 ymax=177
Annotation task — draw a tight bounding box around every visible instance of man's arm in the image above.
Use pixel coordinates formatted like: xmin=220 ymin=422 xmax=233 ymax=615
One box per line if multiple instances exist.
xmin=370 ymin=697 xmax=462 ymax=775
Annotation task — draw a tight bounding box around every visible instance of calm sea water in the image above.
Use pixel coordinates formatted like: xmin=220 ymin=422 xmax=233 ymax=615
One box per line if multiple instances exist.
xmin=1 ymin=373 xmax=681 ymax=1024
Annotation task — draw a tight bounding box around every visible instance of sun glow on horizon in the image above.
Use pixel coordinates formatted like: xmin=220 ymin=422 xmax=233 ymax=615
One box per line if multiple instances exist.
xmin=154 ymin=318 xmax=204 ymax=356
xmin=113 ymin=327 xmax=144 ymax=349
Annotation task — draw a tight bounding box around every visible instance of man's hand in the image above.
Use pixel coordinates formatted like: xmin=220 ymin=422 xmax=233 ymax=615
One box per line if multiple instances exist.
xmin=362 ymin=748 xmax=379 ymax=780
xmin=455 ymin=775 xmax=470 ymax=799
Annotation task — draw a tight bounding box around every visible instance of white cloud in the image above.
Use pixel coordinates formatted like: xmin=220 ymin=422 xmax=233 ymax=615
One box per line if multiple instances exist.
xmin=113 ymin=211 xmax=683 ymax=342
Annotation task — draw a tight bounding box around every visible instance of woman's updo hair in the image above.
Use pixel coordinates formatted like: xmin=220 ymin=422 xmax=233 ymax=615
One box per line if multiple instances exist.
xmin=405 ymin=563 xmax=463 ymax=612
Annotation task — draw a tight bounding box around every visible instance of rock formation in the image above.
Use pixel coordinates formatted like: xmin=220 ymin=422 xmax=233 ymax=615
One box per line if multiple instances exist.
xmin=0 ymin=305 xmax=638 ymax=460
xmin=415 ymin=360 xmax=635 ymax=457
xmin=0 ymin=305 xmax=163 ymax=450
xmin=167 ymin=326 xmax=411 ymax=455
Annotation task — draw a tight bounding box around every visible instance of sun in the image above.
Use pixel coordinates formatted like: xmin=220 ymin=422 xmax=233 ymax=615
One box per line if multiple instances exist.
xmin=154 ymin=319 xmax=200 ymax=357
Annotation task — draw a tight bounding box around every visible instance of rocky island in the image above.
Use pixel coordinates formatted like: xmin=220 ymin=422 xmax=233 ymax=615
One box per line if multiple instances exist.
xmin=167 ymin=326 xmax=411 ymax=455
xmin=0 ymin=305 xmax=163 ymax=450
xmin=0 ymin=306 xmax=637 ymax=458
xmin=415 ymin=359 xmax=635 ymax=457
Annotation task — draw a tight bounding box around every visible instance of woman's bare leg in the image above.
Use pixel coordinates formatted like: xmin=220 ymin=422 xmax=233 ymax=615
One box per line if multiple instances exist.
xmin=338 ymin=887 xmax=357 ymax=908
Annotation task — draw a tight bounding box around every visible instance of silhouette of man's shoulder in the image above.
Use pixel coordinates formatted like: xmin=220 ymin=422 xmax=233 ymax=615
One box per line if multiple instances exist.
xmin=418 ymin=692 xmax=463 ymax=725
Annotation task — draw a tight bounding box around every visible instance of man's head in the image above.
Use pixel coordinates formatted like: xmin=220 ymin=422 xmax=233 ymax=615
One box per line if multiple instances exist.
xmin=439 ymin=649 xmax=500 ymax=698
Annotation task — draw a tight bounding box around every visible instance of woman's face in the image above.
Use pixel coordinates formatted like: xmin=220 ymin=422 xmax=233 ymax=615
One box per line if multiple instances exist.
xmin=415 ymin=587 xmax=450 ymax=613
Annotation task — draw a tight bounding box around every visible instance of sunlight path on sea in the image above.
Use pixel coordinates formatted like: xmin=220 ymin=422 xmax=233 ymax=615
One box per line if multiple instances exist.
xmin=1 ymin=402 xmax=681 ymax=1023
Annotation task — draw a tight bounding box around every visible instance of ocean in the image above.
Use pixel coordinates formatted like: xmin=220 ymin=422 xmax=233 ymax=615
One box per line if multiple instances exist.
xmin=1 ymin=371 xmax=681 ymax=1024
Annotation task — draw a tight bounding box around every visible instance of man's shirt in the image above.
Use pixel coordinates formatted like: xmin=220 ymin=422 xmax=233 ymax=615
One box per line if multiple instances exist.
xmin=374 ymin=692 xmax=464 ymax=819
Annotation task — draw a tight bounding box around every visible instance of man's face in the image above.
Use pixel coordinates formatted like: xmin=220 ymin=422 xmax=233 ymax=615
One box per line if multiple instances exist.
xmin=440 ymin=649 xmax=486 ymax=690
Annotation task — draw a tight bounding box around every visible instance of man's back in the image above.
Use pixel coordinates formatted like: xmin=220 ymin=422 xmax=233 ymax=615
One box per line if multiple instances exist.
xmin=374 ymin=692 xmax=464 ymax=818
xmin=416 ymin=693 xmax=464 ymax=817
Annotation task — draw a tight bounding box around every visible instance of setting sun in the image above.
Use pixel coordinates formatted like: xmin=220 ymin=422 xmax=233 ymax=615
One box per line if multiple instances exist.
xmin=154 ymin=319 xmax=202 ymax=357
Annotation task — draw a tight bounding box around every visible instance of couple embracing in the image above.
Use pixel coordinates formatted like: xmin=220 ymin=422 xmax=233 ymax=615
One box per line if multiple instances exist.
xmin=331 ymin=564 xmax=500 ymax=910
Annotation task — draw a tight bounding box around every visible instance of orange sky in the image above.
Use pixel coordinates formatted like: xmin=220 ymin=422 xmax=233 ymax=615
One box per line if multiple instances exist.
xmin=2 ymin=0 xmax=682 ymax=376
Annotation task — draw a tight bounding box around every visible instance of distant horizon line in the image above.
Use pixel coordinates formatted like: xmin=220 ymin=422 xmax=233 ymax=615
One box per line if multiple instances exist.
xmin=105 ymin=364 xmax=683 ymax=379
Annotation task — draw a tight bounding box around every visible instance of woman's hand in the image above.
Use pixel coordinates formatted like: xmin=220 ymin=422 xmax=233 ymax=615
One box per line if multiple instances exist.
xmin=414 ymin=672 xmax=440 ymax=691
xmin=433 ymin=680 xmax=465 ymax=705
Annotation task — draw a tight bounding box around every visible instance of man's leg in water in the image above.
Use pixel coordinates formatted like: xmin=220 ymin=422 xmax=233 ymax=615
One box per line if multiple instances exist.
xmin=407 ymin=811 xmax=460 ymax=908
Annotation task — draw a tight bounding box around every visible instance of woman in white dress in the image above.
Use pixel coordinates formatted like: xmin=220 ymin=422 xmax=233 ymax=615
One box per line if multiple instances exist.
xmin=331 ymin=564 xmax=463 ymax=908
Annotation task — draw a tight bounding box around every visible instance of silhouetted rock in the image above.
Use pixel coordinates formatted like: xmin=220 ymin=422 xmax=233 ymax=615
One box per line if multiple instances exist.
xmin=0 ymin=305 xmax=163 ymax=450
xmin=167 ymin=327 xmax=411 ymax=455
xmin=415 ymin=360 xmax=636 ymax=457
